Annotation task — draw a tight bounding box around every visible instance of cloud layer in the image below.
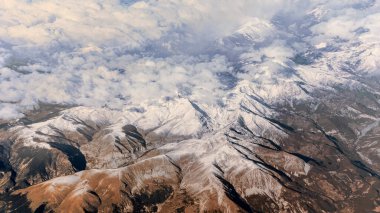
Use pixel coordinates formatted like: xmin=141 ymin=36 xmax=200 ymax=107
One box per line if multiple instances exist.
xmin=0 ymin=0 xmax=379 ymax=119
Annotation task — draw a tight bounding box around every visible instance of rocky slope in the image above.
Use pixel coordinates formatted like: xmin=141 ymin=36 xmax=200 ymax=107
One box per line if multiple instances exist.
xmin=0 ymin=76 xmax=380 ymax=212
xmin=0 ymin=1 xmax=380 ymax=212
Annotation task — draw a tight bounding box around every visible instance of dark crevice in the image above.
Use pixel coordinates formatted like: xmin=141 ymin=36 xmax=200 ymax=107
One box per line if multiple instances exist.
xmin=34 ymin=203 xmax=47 ymax=213
xmin=351 ymin=160 xmax=380 ymax=178
xmin=34 ymin=130 xmax=80 ymax=147
xmin=214 ymin=174 xmax=254 ymax=213
xmin=115 ymin=144 xmax=124 ymax=154
xmin=122 ymin=125 xmax=146 ymax=147
xmin=62 ymin=115 xmax=96 ymax=130
xmin=189 ymin=100 xmax=211 ymax=129
xmin=287 ymin=152 xmax=322 ymax=166
xmin=165 ymin=155 xmax=182 ymax=175
xmin=311 ymin=118 xmax=380 ymax=178
xmin=48 ymin=142 xmax=86 ymax=171
xmin=212 ymin=163 xmax=225 ymax=175
xmin=76 ymin=127 xmax=94 ymax=142
xmin=114 ymin=136 xmax=132 ymax=153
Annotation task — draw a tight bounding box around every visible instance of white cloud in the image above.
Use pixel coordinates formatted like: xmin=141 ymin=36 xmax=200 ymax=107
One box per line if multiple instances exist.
xmin=0 ymin=0 xmax=379 ymax=119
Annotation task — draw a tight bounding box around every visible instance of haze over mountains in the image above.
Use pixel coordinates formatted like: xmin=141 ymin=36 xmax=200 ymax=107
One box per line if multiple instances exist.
xmin=0 ymin=0 xmax=380 ymax=212
xmin=0 ymin=0 xmax=379 ymax=118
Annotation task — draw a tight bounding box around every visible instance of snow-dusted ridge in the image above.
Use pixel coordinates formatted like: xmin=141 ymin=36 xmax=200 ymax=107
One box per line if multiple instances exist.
xmin=2 ymin=72 xmax=380 ymax=212
xmin=0 ymin=1 xmax=380 ymax=212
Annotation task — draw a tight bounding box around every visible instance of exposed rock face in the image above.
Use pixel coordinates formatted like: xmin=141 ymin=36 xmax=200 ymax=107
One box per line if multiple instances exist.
xmin=0 ymin=106 xmax=147 ymax=194
xmin=1 ymin=0 xmax=380 ymax=212
xmin=0 ymin=78 xmax=380 ymax=213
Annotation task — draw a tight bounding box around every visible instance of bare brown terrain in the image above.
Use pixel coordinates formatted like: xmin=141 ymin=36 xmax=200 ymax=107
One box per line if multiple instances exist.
xmin=1 ymin=81 xmax=380 ymax=212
